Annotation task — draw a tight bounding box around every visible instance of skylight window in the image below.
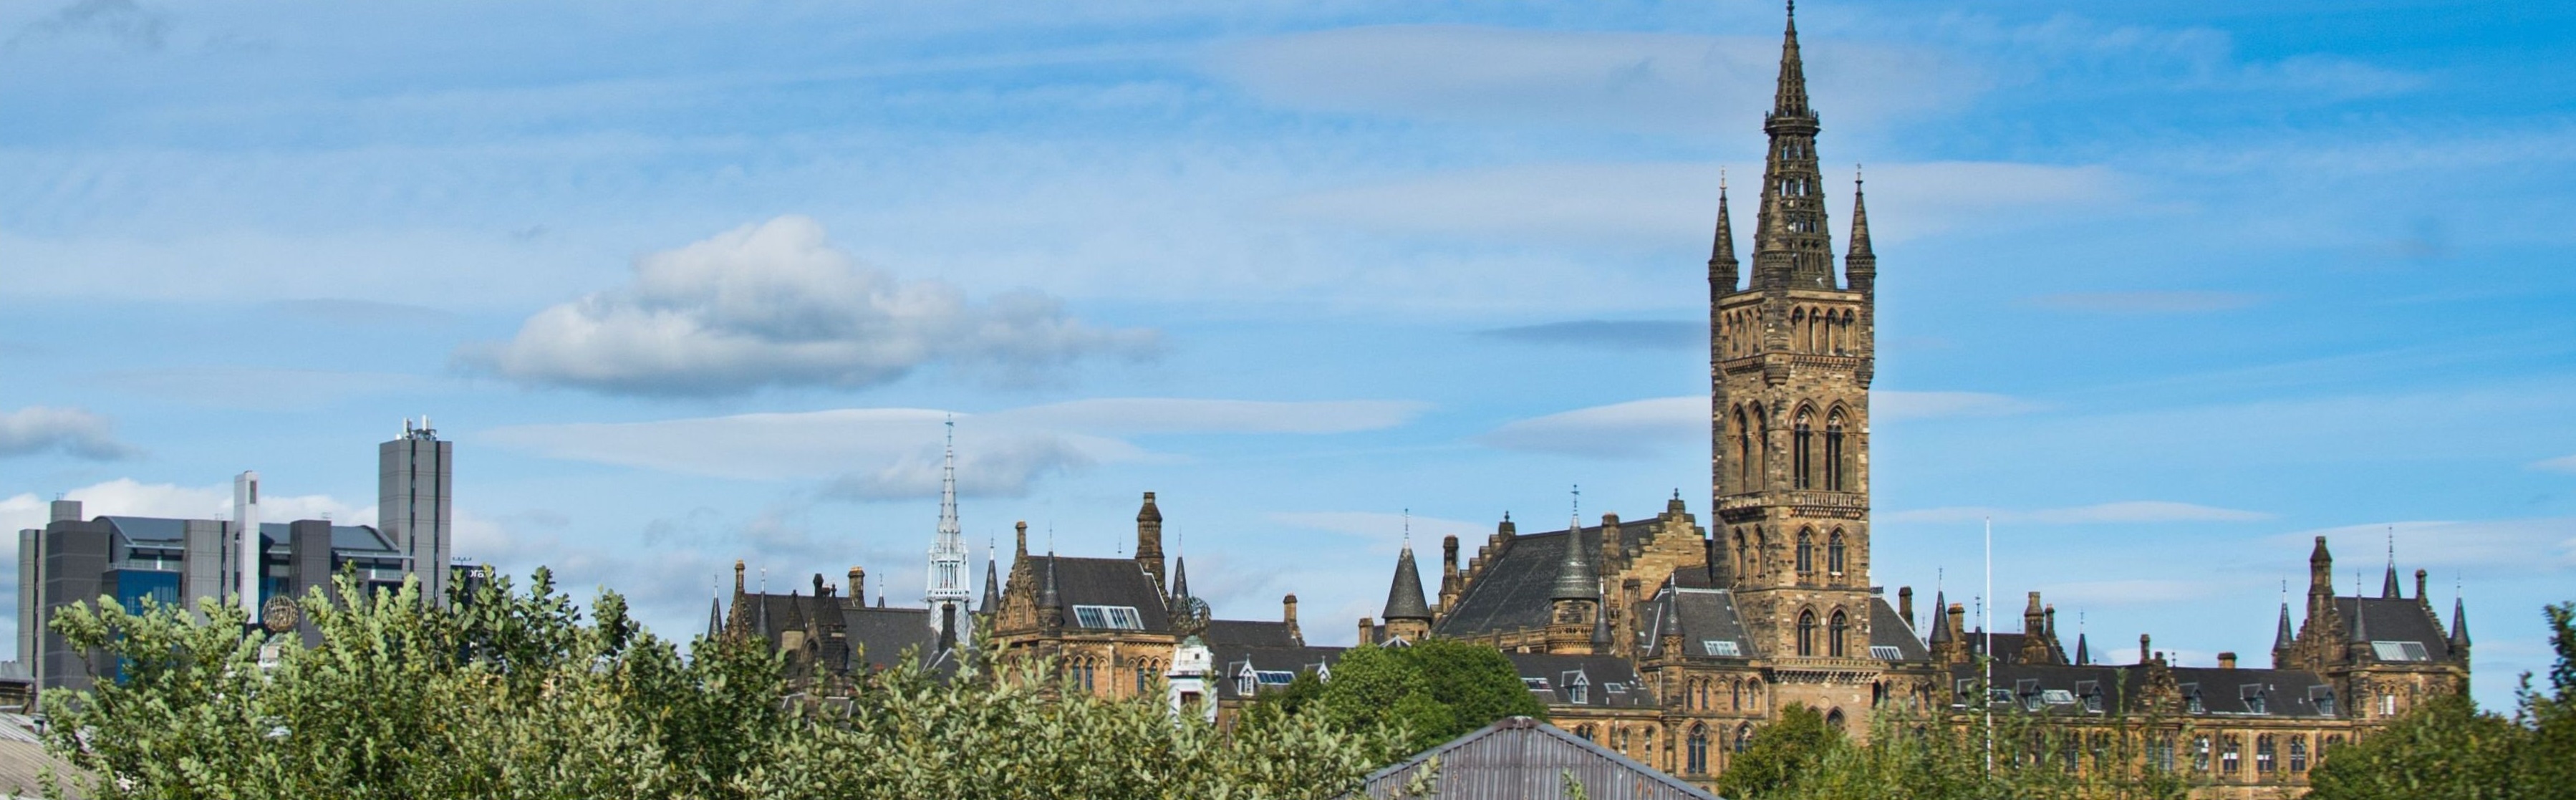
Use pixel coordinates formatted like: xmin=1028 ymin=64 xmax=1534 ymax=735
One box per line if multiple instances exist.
xmin=1870 ymin=645 xmax=1904 ymax=660
xmin=2370 ymin=641 xmax=2431 ymax=662
xmin=1705 ymin=640 xmax=1742 ymax=657
xmin=1071 ymin=604 xmax=1144 ymax=630
xmin=2042 ymin=690 xmax=2077 ymax=705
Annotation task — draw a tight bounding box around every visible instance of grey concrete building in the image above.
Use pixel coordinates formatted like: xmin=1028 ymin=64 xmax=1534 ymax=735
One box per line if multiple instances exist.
xmin=380 ymin=418 xmax=454 ymax=606
xmin=16 ymin=501 xmax=412 ymax=693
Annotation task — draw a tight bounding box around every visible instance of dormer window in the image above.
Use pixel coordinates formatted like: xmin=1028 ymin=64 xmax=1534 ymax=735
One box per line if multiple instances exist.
xmin=2311 ymin=687 xmax=2338 ymax=716
xmin=2242 ymin=685 xmax=2269 ymax=715
xmin=1566 ymin=671 xmax=1591 ymax=705
xmin=2182 ymin=683 xmax=2205 ymax=714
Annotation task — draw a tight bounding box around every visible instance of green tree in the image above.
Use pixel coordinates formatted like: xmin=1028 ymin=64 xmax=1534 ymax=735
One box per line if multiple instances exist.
xmin=2305 ymin=693 xmax=2524 ymax=800
xmin=37 ymin=569 xmax=1408 ymax=800
xmin=2518 ymin=602 xmax=2576 ymax=798
xmin=1298 ymin=640 xmax=1543 ymax=752
xmin=1714 ymin=703 xmax=1843 ymax=799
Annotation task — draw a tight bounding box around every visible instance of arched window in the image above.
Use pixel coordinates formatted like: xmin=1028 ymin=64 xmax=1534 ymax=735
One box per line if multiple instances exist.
xmin=1735 ymin=723 xmax=1754 ymax=752
xmin=1825 ymin=708 xmax=1845 ymax=731
xmin=1829 ymin=610 xmax=1848 ymax=657
xmin=1798 ymin=609 xmax=1817 ymax=656
xmin=1750 ymin=403 xmax=1769 ymax=484
xmin=1795 ymin=530 xmax=1814 ymax=577
xmin=2221 ymin=736 xmax=2241 ymax=774
xmin=2256 ymin=735 xmax=2277 ymax=774
xmin=1576 ymin=724 xmax=1597 ymax=742
xmin=1790 ymin=307 xmax=1805 ymax=352
xmin=1823 ymin=411 xmax=1846 ymax=491
xmin=1792 ymin=410 xmax=1815 ymax=488
xmin=1733 ymin=407 xmax=1752 ymax=489
xmin=1828 ymin=531 xmax=1846 ymax=576
xmin=1732 ymin=529 xmax=1750 ymax=582
xmin=1731 ymin=680 xmax=1744 ymax=710
xmin=1687 ymin=725 xmax=1709 ymax=774
xmin=1613 ymin=726 xmax=1629 ymax=752
xmin=2289 ymin=736 xmax=2309 ymax=772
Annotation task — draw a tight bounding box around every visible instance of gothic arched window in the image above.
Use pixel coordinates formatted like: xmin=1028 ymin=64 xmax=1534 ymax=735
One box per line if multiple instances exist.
xmin=1795 ymin=530 xmax=1814 ymax=577
xmin=1733 ymin=406 xmax=1752 ymax=489
xmin=1735 ymin=723 xmax=1755 ymax=752
xmin=1732 ymin=679 xmax=1744 ymax=710
xmin=1828 ymin=531 xmax=1846 ymax=576
xmin=1829 ymin=610 xmax=1848 ymax=657
xmin=1798 ymin=609 xmax=1818 ymax=656
xmin=1687 ymin=725 xmax=1710 ymax=774
xmin=1824 ymin=411 xmax=1846 ymax=491
xmin=1792 ymin=410 xmax=1815 ymax=488
xmin=2289 ymin=736 xmax=2309 ymax=772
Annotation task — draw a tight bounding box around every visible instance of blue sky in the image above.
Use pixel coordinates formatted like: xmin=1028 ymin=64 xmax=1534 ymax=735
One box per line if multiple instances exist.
xmin=3 ymin=0 xmax=2572 ymax=709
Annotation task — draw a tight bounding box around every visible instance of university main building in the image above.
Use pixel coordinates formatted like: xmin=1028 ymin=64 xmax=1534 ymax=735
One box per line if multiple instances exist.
xmin=721 ymin=6 xmax=2472 ymax=796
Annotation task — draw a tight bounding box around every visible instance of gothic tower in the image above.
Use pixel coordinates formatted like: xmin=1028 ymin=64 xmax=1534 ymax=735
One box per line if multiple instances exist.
xmin=1711 ymin=0 xmax=1881 ymax=687
xmin=925 ymin=419 xmax=973 ymax=651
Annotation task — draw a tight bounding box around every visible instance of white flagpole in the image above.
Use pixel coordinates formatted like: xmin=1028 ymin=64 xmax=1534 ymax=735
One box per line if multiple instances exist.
xmin=1984 ymin=515 xmax=1994 ymax=774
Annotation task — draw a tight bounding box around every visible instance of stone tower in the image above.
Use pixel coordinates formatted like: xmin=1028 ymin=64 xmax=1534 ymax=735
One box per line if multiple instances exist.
xmin=1711 ymin=0 xmax=1882 ymax=702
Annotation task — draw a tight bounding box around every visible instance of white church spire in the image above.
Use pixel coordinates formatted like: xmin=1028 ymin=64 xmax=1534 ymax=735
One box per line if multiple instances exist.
xmin=926 ymin=417 xmax=973 ymax=649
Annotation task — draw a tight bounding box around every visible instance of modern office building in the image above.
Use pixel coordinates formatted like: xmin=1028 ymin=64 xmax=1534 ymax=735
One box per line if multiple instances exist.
xmin=380 ymin=418 xmax=454 ymax=605
xmin=17 ymin=500 xmax=411 ymax=691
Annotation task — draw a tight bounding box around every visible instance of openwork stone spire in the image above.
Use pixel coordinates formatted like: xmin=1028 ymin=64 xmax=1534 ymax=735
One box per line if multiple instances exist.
xmin=1752 ymin=0 xmax=1837 ymax=291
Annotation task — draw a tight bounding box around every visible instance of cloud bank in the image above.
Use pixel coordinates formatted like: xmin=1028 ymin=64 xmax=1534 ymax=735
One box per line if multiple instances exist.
xmin=0 ymin=405 xmax=137 ymax=460
xmin=1477 ymin=320 xmax=1699 ymax=350
xmin=462 ymin=216 xmax=1158 ymax=396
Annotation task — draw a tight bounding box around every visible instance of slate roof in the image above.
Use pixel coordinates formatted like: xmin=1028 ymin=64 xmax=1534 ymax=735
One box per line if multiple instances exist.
xmin=1868 ymin=595 xmax=1932 ymax=662
xmin=842 ymin=606 xmax=946 ymax=671
xmin=1384 ymin=546 xmax=1433 ymax=620
xmin=1347 ymin=716 xmax=1717 ymax=800
xmin=1437 ymin=526 xmax=1610 ymax=637
xmin=1504 ymin=652 xmax=1657 ymax=708
xmin=1022 ymin=555 xmax=1172 ymax=632
xmin=2334 ymin=597 xmax=2456 ymax=660
xmin=1949 ymin=663 xmax=2342 ymax=719
xmin=1206 ymin=620 xmax=1300 ymax=648
xmin=1639 ymin=583 xmax=1756 ymax=660
xmin=1215 ymin=644 xmax=1344 ymax=700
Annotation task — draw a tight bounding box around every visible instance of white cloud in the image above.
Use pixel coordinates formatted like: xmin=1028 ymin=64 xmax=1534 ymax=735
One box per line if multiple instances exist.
xmin=482 ymin=397 xmax=1428 ymax=498
xmin=1480 ymin=390 xmax=2040 ymax=458
xmin=1209 ymin=25 xmax=1979 ymax=135
xmin=1275 ymin=160 xmax=2123 ymax=249
xmin=0 ymin=405 xmax=136 ymax=460
xmin=2533 ymin=455 xmax=2576 ymax=474
xmin=2032 ymin=578 xmax=2219 ymax=607
xmin=460 ymin=216 xmax=1158 ymax=395
xmin=1886 ymin=501 xmax=2274 ymax=525
xmin=0 ymin=478 xmax=370 ymax=534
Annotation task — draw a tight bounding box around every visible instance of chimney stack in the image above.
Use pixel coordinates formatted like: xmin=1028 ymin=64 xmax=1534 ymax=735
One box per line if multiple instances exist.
xmin=2139 ymin=634 xmax=2151 ymax=664
xmin=2218 ymin=652 xmax=2238 ymax=669
xmin=850 ymin=567 xmax=866 ymax=600
xmin=1358 ymin=617 xmax=1375 ymax=646
xmin=1899 ymin=587 xmax=1914 ymax=630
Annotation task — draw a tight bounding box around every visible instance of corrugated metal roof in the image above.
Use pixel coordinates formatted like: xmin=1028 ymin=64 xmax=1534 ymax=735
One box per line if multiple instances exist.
xmin=1349 ymin=716 xmax=1719 ymax=800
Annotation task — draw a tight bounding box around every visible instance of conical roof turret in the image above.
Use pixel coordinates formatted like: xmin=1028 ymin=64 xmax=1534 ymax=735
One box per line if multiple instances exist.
xmin=2450 ymin=595 xmax=2471 ymax=650
xmin=1710 ymin=176 xmax=1740 ymax=293
xmin=2274 ymin=600 xmax=2296 ymax=654
xmin=1383 ymin=544 xmax=1432 ymax=622
xmin=1551 ymin=512 xmax=1601 ymax=602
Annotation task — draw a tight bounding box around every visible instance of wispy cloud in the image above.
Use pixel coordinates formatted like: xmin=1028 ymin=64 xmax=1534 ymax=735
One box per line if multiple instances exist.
xmin=2022 ymin=291 xmax=2259 ymax=314
xmin=1886 ymin=501 xmax=2274 ymax=524
xmin=2274 ymin=519 xmax=2576 ymax=572
xmin=1209 ymin=25 xmax=1980 ymax=135
xmin=0 ymin=405 xmax=138 ymax=460
xmin=1482 ymin=390 xmax=2042 ymax=458
xmin=5 ymin=0 xmax=167 ymax=53
xmin=2532 ymin=456 xmax=2576 ymax=474
xmin=1269 ymin=511 xmax=1487 ymax=542
xmin=483 ymin=397 xmax=1429 ymax=498
xmin=1477 ymin=320 xmax=1698 ymax=350
xmin=459 ymin=216 xmax=1159 ymax=396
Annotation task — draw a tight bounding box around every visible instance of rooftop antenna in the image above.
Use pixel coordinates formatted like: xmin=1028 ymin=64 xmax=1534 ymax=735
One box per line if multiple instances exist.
xmin=1982 ymin=515 xmax=1994 ymax=775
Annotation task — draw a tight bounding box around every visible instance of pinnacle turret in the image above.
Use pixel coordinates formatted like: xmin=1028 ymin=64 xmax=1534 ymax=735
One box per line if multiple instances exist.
xmin=1550 ymin=509 xmax=1600 ymax=602
xmin=2450 ymin=595 xmax=2471 ymax=651
xmin=1845 ymin=170 xmax=1876 ymax=294
xmin=1711 ymin=175 xmax=1740 ymax=294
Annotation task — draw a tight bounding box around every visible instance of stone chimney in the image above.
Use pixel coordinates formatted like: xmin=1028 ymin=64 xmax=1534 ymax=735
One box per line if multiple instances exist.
xmin=2140 ymin=633 xmax=2151 ymax=664
xmin=2218 ymin=652 xmax=2238 ymax=669
xmin=1899 ymin=587 xmax=1914 ymax=630
xmin=849 ymin=567 xmax=866 ymax=602
xmin=1357 ymin=617 xmax=1376 ymax=646
xmin=1283 ymin=594 xmax=1301 ymax=645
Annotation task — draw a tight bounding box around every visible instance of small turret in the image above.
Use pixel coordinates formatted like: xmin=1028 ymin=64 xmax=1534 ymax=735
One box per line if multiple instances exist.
xmin=1711 ymin=174 xmax=1740 ymax=294
xmin=1845 ymin=170 xmax=1875 ymax=294
xmin=2273 ymin=599 xmax=2296 ymax=666
xmin=1381 ymin=543 xmax=1434 ymax=643
xmin=1136 ymin=492 xmax=1167 ymax=595
xmin=1040 ymin=554 xmax=1063 ymax=634
xmin=2449 ymin=595 xmax=2471 ymax=657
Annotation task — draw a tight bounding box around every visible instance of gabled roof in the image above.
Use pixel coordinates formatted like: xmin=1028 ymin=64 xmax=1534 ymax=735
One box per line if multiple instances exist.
xmin=1215 ymin=644 xmax=1344 ymax=700
xmin=1346 ymin=716 xmax=1717 ymax=800
xmin=1640 ymin=582 xmax=1755 ymax=660
xmin=1436 ymin=525 xmax=1616 ymax=637
xmin=1868 ymin=595 xmax=1931 ymax=662
xmin=841 ymin=606 xmax=952 ymax=673
xmin=2333 ymin=597 xmax=2454 ymax=660
xmin=1022 ymin=555 xmax=1172 ymax=632
xmin=1206 ymin=620 xmax=1299 ymax=648
xmin=1503 ymin=652 xmax=1656 ymax=708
